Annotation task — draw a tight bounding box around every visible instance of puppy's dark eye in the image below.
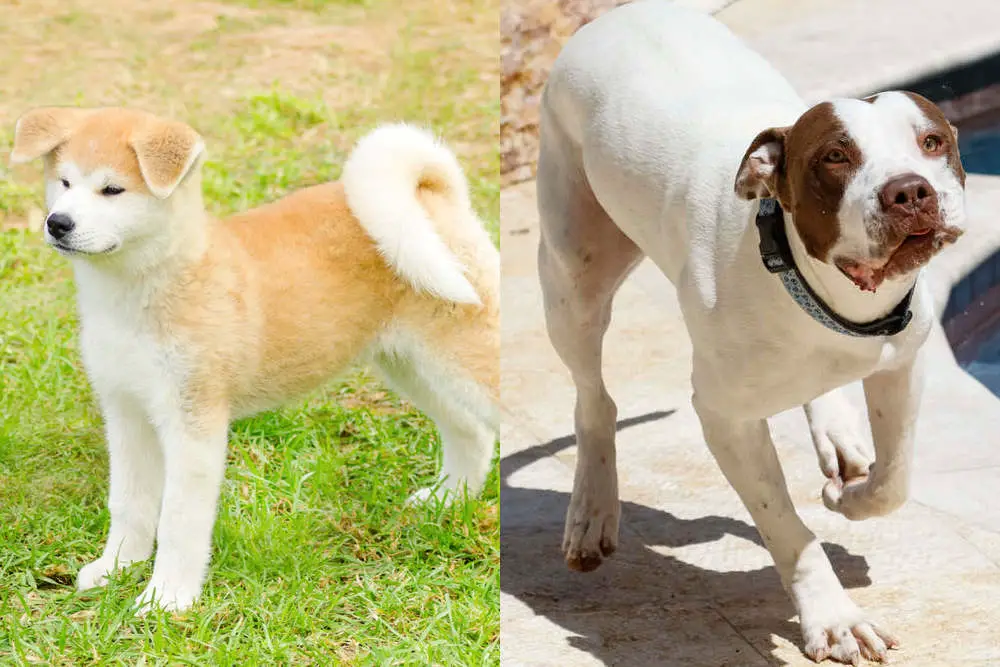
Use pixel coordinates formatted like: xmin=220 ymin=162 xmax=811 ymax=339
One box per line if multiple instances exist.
xmin=60 ymin=178 xmax=70 ymax=188
xmin=101 ymin=185 xmax=125 ymax=196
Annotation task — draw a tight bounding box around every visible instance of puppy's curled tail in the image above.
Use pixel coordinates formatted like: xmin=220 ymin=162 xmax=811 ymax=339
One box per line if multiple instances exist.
xmin=342 ymin=123 xmax=482 ymax=305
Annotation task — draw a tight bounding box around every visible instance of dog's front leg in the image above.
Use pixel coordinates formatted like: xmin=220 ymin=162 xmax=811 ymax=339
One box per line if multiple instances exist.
xmin=135 ymin=410 xmax=229 ymax=613
xmin=804 ymin=387 xmax=872 ymax=483
xmin=694 ymin=394 xmax=897 ymax=664
xmin=823 ymin=357 xmax=922 ymax=521
xmin=77 ymin=396 xmax=163 ymax=591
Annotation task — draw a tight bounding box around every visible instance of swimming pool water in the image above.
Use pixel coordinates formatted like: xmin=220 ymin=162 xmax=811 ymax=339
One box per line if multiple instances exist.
xmin=952 ymin=126 xmax=1000 ymax=394
xmin=965 ymin=327 xmax=1000 ymax=395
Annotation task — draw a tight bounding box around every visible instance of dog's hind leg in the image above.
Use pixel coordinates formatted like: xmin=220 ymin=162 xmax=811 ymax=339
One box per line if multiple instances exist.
xmin=374 ymin=337 xmax=496 ymax=504
xmin=537 ymin=115 xmax=644 ymax=572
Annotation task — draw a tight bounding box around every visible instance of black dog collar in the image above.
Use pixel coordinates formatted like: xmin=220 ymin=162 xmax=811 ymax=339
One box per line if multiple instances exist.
xmin=755 ymin=198 xmax=914 ymax=337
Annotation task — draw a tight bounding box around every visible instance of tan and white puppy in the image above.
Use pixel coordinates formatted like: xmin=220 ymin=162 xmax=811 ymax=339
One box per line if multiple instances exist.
xmin=538 ymin=2 xmax=965 ymax=664
xmin=10 ymin=107 xmax=499 ymax=612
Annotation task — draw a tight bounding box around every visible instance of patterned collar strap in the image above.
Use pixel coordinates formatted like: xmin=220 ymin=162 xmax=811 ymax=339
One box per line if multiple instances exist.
xmin=755 ymin=198 xmax=914 ymax=337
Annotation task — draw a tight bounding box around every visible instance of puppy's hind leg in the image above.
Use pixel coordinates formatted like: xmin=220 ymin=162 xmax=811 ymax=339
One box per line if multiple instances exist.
xmin=374 ymin=339 xmax=496 ymax=505
xmin=537 ymin=119 xmax=644 ymax=572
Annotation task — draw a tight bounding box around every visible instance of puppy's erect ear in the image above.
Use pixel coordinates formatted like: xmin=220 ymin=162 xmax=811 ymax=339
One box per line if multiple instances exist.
xmin=130 ymin=119 xmax=205 ymax=199
xmin=734 ymin=126 xmax=789 ymax=200
xmin=9 ymin=107 xmax=93 ymax=165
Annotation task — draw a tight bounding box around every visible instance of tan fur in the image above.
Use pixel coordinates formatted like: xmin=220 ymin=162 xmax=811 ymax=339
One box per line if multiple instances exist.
xmin=165 ymin=181 xmax=498 ymax=416
xmin=14 ymin=107 xmax=497 ymax=416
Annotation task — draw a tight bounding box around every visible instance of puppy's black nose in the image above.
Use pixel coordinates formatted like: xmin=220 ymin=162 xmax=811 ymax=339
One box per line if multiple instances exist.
xmin=46 ymin=213 xmax=75 ymax=240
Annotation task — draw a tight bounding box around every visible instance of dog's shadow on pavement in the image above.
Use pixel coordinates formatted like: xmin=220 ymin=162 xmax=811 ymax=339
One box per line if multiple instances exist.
xmin=500 ymin=411 xmax=874 ymax=666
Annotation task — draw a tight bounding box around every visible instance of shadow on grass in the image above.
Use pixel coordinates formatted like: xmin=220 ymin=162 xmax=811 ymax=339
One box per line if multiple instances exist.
xmin=500 ymin=410 xmax=873 ymax=667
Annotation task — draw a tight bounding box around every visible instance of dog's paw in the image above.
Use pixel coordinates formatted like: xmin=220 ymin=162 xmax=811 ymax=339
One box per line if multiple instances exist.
xmin=562 ymin=487 xmax=619 ymax=572
xmin=811 ymin=419 xmax=872 ymax=484
xmin=134 ymin=579 xmax=199 ymax=615
xmin=76 ymin=557 xmax=117 ymax=591
xmin=800 ymin=595 xmax=898 ymax=664
xmin=822 ymin=472 xmax=907 ymax=521
xmin=406 ymin=486 xmax=455 ymax=507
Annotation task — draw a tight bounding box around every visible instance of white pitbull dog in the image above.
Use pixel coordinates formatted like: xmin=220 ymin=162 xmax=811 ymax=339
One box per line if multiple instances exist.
xmin=537 ymin=2 xmax=966 ymax=664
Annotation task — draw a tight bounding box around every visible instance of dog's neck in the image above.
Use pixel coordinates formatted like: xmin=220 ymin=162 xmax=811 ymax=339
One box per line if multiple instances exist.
xmin=783 ymin=213 xmax=918 ymax=325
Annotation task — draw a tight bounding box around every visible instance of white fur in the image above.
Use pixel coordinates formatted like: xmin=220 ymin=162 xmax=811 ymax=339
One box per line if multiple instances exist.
xmin=537 ymin=2 xmax=960 ymax=663
xmin=341 ymin=123 xmax=482 ymax=305
xmin=45 ymin=160 xmax=208 ymax=274
xmin=373 ymin=326 xmax=497 ymax=503
xmin=833 ymin=93 xmax=967 ymax=264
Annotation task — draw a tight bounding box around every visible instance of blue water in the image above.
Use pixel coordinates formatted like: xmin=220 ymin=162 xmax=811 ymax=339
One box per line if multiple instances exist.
xmin=953 ymin=126 xmax=1000 ymax=395
xmin=965 ymin=329 xmax=1000 ymax=395
xmin=958 ymin=126 xmax=1000 ymax=175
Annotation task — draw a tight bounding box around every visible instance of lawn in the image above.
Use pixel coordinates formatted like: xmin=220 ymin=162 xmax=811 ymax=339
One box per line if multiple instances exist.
xmin=0 ymin=0 xmax=499 ymax=664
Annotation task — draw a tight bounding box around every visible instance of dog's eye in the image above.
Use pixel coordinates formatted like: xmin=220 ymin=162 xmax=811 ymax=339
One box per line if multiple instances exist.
xmin=100 ymin=185 xmax=125 ymax=196
xmin=60 ymin=178 xmax=70 ymax=188
xmin=922 ymin=134 xmax=944 ymax=153
xmin=823 ymin=149 xmax=848 ymax=164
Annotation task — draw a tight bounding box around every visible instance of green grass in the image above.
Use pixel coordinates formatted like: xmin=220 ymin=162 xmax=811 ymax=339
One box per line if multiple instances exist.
xmin=0 ymin=80 xmax=498 ymax=667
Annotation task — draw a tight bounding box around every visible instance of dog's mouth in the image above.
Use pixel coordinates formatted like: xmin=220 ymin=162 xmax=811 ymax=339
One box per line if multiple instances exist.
xmin=834 ymin=225 xmax=963 ymax=293
xmin=49 ymin=241 xmax=120 ymax=257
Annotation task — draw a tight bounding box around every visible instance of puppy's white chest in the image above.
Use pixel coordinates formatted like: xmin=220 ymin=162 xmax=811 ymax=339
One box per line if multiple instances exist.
xmin=76 ymin=294 xmax=185 ymax=413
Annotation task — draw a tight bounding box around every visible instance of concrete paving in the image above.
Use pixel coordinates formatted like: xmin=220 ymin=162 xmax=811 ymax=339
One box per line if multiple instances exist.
xmin=500 ymin=1 xmax=1000 ymax=664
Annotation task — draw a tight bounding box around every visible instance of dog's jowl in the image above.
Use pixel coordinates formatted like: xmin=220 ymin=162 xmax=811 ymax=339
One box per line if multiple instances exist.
xmin=537 ymin=2 xmax=966 ymax=664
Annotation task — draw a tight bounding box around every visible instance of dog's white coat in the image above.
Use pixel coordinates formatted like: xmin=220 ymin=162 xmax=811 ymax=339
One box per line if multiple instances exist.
xmin=537 ymin=2 xmax=966 ymax=662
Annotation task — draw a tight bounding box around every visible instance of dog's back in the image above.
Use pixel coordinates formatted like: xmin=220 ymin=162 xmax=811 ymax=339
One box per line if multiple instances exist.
xmin=540 ymin=1 xmax=805 ymax=280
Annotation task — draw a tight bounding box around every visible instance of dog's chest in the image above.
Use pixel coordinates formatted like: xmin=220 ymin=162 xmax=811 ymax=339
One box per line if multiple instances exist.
xmin=76 ymin=293 xmax=186 ymax=411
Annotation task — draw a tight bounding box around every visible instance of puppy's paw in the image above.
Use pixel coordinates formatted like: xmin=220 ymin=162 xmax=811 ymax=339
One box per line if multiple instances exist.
xmin=407 ymin=486 xmax=455 ymax=507
xmin=77 ymin=557 xmax=117 ymax=591
xmin=134 ymin=579 xmax=199 ymax=615
xmin=800 ymin=594 xmax=898 ymax=664
xmin=563 ymin=487 xmax=619 ymax=572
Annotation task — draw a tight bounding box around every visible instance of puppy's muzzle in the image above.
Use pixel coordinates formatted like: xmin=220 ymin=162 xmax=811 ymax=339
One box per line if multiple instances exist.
xmin=46 ymin=212 xmax=76 ymax=241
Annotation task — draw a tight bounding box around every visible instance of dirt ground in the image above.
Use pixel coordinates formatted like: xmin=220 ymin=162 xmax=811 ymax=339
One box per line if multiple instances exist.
xmin=500 ymin=0 xmax=630 ymax=186
xmin=0 ymin=0 xmax=498 ymax=226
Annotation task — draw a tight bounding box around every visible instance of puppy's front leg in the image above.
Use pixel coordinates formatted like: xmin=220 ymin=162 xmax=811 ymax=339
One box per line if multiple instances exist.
xmin=823 ymin=357 xmax=922 ymax=520
xmin=136 ymin=409 xmax=229 ymax=613
xmin=78 ymin=396 xmax=163 ymax=591
xmin=694 ymin=394 xmax=897 ymax=664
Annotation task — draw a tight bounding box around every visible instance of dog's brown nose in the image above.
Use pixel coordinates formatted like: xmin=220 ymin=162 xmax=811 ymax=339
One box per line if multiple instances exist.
xmin=879 ymin=173 xmax=936 ymax=213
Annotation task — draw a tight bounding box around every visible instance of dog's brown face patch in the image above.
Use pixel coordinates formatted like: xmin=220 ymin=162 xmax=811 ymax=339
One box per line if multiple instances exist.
xmin=735 ymin=91 xmax=967 ymax=291
xmin=774 ymin=102 xmax=861 ymax=262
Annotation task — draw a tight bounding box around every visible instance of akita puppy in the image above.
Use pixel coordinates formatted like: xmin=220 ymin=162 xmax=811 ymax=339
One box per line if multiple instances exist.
xmin=10 ymin=107 xmax=498 ymax=612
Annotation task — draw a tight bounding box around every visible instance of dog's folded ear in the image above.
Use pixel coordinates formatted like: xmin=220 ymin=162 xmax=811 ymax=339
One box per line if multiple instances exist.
xmin=734 ymin=126 xmax=789 ymax=200
xmin=130 ymin=119 xmax=205 ymax=199
xmin=9 ymin=107 xmax=93 ymax=165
